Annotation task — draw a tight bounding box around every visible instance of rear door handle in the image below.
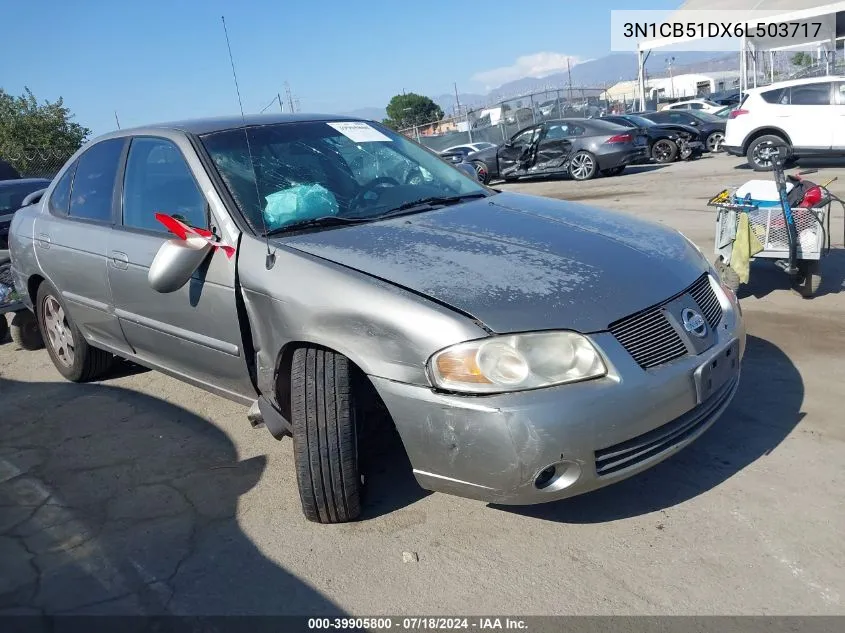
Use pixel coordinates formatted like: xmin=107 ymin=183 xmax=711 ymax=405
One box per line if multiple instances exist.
xmin=36 ymin=233 xmax=51 ymax=249
xmin=110 ymin=251 xmax=129 ymax=270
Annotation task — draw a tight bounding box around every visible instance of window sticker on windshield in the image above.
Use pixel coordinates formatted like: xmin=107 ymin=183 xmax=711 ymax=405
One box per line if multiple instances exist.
xmin=327 ymin=121 xmax=391 ymax=143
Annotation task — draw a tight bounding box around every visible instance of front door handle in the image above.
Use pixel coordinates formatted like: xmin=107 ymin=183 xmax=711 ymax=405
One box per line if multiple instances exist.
xmin=36 ymin=233 xmax=51 ymax=249
xmin=110 ymin=251 xmax=129 ymax=270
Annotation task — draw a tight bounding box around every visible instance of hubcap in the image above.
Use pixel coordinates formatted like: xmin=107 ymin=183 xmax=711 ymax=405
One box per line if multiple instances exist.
xmin=654 ymin=141 xmax=672 ymax=161
xmin=474 ymin=163 xmax=487 ymax=181
xmin=43 ymin=295 xmax=74 ymax=367
xmin=753 ymin=142 xmax=783 ymax=167
xmin=571 ymin=154 xmax=594 ymax=179
xmin=708 ymin=133 xmax=724 ymax=152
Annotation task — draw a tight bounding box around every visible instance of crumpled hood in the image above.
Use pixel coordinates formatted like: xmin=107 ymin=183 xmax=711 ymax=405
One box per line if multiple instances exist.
xmin=279 ymin=192 xmax=708 ymax=333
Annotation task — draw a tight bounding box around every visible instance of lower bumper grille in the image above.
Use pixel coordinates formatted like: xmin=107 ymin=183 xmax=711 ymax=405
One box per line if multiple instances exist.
xmin=594 ymin=374 xmax=738 ymax=477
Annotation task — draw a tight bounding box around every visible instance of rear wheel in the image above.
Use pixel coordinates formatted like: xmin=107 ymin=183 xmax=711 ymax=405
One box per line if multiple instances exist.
xmin=0 ymin=315 xmax=8 ymax=342
xmin=715 ymin=257 xmax=741 ymax=293
xmin=291 ymin=346 xmax=363 ymax=523
xmin=651 ymin=139 xmax=678 ymax=163
xmin=746 ymin=134 xmax=790 ymax=171
xmin=472 ymin=161 xmax=490 ymax=184
xmin=36 ymin=282 xmax=113 ymax=382
xmin=568 ymin=151 xmax=597 ymax=181
xmin=706 ymin=131 xmax=725 ymax=152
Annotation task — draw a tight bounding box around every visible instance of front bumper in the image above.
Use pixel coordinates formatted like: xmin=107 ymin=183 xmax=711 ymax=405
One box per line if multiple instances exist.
xmin=372 ymin=287 xmax=745 ymax=505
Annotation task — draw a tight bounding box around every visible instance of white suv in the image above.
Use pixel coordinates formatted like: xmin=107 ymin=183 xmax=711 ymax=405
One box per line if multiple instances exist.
xmin=724 ymin=76 xmax=845 ymax=170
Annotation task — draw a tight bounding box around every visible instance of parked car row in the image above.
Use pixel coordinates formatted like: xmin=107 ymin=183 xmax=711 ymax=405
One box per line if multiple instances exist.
xmin=449 ymin=108 xmax=727 ymax=184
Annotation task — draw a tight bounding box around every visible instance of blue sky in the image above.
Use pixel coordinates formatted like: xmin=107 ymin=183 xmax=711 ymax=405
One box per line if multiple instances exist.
xmin=3 ymin=0 xmax=681 ymax=135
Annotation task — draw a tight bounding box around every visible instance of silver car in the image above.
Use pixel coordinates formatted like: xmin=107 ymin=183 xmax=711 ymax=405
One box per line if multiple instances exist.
xmin=8 ymin=114 xmax=746 ymax=523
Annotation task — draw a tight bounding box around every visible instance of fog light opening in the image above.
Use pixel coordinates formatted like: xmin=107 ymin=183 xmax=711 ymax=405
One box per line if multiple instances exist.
xmin=534 ymin=465 xmax=557 ymax=489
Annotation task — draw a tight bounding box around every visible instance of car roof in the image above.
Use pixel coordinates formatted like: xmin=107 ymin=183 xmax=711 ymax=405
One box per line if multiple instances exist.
xmin=94 ymin=113 xmax=367 ymax=140
xmin=746 ymin=76 xmax=845 ymax=93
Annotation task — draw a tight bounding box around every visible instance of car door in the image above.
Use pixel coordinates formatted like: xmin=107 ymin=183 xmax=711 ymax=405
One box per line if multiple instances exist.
xmin=107 ymin=134 xmax=254 ymax=401
xmin=498 ymin=126 xmax=541 ymax=177
xmin=532 ymin=122 xmax=577 ymax=172
xmin=33 ymin=138 xmax=131 ymax=353
xmin=784 ymin=82 xmax=834 ymax=150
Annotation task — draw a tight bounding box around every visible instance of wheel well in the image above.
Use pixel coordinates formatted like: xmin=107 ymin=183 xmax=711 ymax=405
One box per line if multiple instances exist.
xmin=273 ymin=342 xmax=392 ymax=432
xmin=742 ymin=128 xmax=792 ymax=154
xmin=27 ymin=274 xmax=44 ymax=306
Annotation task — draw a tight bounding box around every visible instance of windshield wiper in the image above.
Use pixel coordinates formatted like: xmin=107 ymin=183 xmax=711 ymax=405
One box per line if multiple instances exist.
xmin=372 ymin=192 xmax=488 ymax=220
xmin=264 ymin=215 xmax=369 ymax=237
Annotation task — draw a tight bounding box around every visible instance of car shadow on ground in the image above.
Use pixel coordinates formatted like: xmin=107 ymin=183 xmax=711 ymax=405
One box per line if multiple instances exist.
xmin=0 ymin=376 xmax=346 ymax=616
xmin=490 ymin=334 xmax=804 ymax=523
xmin=733 ymin=157 xmax=845 ymax=171
xmin=737 ymin=248 xmax=845 ymax=300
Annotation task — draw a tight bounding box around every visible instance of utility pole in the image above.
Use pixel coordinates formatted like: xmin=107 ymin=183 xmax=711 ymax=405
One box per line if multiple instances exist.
xmin=454 ymin=82 xmax=461 ymax=117
xmin=114 ymin=111 xmax=121 ymax=130
xmin=567 ymin=58 xmax=574 ymax=103
xmin=278 ymin=93 xmax=284 ymax=113
xmin=666 ymin=56 xmax=676 ymax=99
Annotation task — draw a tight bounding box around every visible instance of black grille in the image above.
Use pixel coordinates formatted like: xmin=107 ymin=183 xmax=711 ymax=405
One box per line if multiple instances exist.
xmin=608 ymin=274 xmax=723 ymax=370
xmin=594 ymin=375 xmax=737 ymax=477
xmin=687 ymin=275 xmax=723 ymax=328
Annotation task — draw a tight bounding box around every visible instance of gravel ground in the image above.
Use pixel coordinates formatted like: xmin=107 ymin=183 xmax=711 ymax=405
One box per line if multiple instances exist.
xmin=1 ymin=153 xmax=844 ymax=616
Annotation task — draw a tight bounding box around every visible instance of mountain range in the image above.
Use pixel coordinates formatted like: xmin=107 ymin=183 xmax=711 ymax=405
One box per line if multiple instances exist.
xmin=342 ymin=51 xmax=739 ymax=121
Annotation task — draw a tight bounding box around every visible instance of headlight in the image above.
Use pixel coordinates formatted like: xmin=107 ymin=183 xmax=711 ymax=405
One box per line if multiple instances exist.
xmin=428 ymin=331 xmax=607 ymax=394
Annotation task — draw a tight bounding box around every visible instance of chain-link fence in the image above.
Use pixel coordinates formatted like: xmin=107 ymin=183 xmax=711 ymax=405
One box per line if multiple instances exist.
xmin=400 ymin=86 xmax=612 ymax=152
xmin=1 ymin=148 xmax=74 ymax=180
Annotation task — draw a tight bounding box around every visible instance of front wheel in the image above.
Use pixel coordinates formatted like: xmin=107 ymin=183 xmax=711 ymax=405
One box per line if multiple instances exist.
xmin=794 ymin=260 xmax=821 ymax=298
xmin=36 ymin=281 xmax=113 ymax=382
xmin=291 ymin=346 xmax=363 ymax=523
xmin=568 ymin=151 xmax=598 ymax=181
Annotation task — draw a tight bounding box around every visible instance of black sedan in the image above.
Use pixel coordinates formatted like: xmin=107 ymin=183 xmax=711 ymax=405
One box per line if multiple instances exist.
xmin=601 ymin=114 xmax=704 ymax=163
xmin=466 ymin=119 xmax=648 ymax=183
xmin=636 ymin=110 xmax=727 ymax=153
xmin=1 ymin=178 xmax=52 ymax=261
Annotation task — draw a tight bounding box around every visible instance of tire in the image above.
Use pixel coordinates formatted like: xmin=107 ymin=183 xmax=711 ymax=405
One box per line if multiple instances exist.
xmin=472 ymin=161 xmax=490 ymax=185
xmin=291 ymin=346 xmax=362 ymax=524
xmin=794 ymin=260 xmax=821 ymax=298
xmin=0 ymin=315 xmax=8 ymax=342
xmin=35 ymin=281 xmax=113 ymax=382
xmin=746 ymin=134 xmax=790 ymax=171
xmin=706 ymin=131 xmax=725 ymax=153
xmin=601 ymin=166 xmax=625 ymax=177
xmin=568 ymin=151 xmax=598 ymax=181
xmin=10 ymin=310 xmax=44 ymax=350
xmin=651 ymin=139 xmax=678 ymax=163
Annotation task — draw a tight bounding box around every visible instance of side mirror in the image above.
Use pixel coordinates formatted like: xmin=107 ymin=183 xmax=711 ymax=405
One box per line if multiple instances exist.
xmin=504 ymin=141 xmax=513 ymax=148
xmin=22 ymin=188 xmax=47 ymax=207
xmin=148 ymin=238 xmax=212 ymax=293
xmin=456 ymin=162 xmax=479 ymax=180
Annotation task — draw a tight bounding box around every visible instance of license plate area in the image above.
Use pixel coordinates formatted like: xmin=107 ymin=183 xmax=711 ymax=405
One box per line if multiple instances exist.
xmin=694 ymin=338 xmax=740 ymax=404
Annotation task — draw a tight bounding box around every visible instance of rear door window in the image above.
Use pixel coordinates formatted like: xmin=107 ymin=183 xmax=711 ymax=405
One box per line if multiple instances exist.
xmin=68 ymin=139 xmax=125 ymax=223
xmin=789 ymin=83 xmax=832 ymax=105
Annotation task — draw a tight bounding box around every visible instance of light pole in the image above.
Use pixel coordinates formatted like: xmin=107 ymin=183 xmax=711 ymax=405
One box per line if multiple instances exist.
xmin=666 ymin=56 xmax=676 ymax=99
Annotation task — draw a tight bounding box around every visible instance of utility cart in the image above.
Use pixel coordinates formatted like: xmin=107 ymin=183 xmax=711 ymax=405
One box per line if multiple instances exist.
xmin=709 ymin=154 xmax=839 ymax=299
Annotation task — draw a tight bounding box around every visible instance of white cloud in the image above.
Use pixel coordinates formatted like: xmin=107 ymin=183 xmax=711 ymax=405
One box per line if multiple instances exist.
xmin=471 ymin=52 xmax=585 ymax=89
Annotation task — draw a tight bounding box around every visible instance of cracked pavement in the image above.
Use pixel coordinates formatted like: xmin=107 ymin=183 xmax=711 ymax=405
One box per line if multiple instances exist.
xmin=1 ymin=154 xmax=844 ymax=615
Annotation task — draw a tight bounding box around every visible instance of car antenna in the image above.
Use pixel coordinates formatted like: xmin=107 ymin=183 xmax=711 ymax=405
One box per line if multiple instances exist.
xmin=221 ymin=15 xmax=276 ymax=270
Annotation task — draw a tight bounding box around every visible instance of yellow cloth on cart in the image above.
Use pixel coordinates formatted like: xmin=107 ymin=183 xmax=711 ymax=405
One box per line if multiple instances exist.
xmin=730 ymin=212 xmax=765 ymax=284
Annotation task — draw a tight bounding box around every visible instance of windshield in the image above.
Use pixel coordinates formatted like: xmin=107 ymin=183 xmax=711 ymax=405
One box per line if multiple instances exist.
xmin=0 ymin=180 xmax=50 ymax=216
xmin=200 ymin=120 xmax=488 ymax=234
xmin=623 ymin=115 xmax=654 ymax=127
xmin=690 ymin=111 xmax=723 ymax=123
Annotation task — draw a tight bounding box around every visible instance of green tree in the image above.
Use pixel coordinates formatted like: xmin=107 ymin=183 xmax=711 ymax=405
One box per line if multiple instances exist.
xmin=383 ymin=93 xmax=444 ymax=130
xmin=0 ymin=87 xmax=91 ymax=172
xmin=790 ymin=52 xmax=814 ymax=68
